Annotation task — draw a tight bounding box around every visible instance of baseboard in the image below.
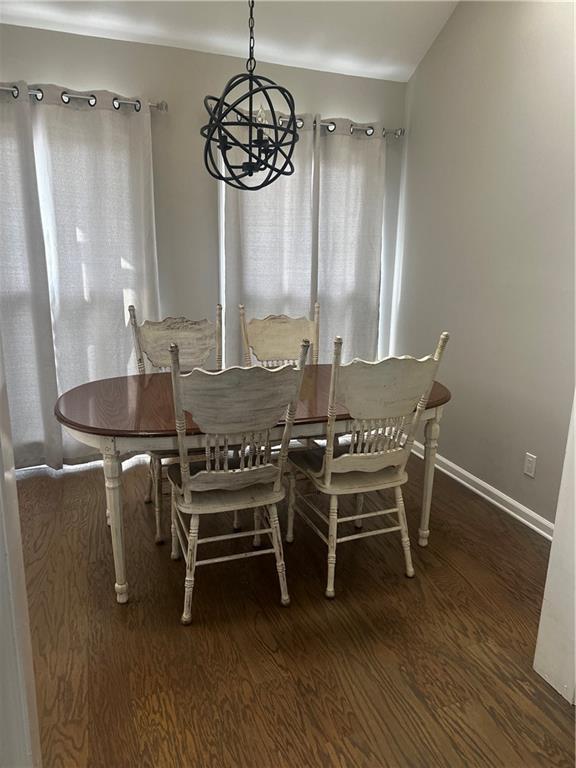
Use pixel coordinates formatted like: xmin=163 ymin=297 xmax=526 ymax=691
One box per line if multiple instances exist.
xmin=412 ymin=441 xmax=554 ymax=541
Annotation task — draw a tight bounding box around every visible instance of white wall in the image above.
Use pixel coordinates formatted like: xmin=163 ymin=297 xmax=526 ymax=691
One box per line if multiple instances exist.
xmin=534 ymin=391 xmax=575 ymax=702
xmin=0 ymin=332 xmax=42 ymax=767
xmin=397 ymin=1 xmax=574 ymax=523
xmin=0 ymin=23 xmax=405 ymax=323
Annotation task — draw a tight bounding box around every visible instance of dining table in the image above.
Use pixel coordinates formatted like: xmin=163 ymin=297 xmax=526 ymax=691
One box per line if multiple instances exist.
xmin=54 ymin=364 xmax=451 ymax=604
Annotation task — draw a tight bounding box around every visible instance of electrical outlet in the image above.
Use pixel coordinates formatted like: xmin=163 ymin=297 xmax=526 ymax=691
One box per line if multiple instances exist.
xmin=524 ymin=453 xmax=537 ymax=478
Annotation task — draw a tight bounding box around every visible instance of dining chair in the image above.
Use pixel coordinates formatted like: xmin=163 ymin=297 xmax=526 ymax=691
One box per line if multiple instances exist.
xmin=237 ymin=302 xmax=322 ymax=523
xmin=167 ymin=338 xmax=310 ymax=624
xmin=128 ymin=304 xmax=222 ymax=543
xmin=287 ymin=332 xmax=449 ymax=598
xmin=239 ymin=302 xmax=320 ymax=367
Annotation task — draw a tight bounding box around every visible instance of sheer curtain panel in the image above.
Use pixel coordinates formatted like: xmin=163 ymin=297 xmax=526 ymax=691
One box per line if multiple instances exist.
xmin=222 ymin=116 xmax=390 ymax=364
xmin=0 ymin=83 xmax=159 ymax=468
xmin=0 ymin=83 xmax=61 ymax=468
xmin=223 ymin=114 xmax=315 ymax=365
xmin=317 ymin=119 xmax=386 ymax=362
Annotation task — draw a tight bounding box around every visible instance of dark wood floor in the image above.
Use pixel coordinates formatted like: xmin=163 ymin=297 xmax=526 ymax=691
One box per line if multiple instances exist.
xmin=17 ymin=456 xmax=574 ymax=768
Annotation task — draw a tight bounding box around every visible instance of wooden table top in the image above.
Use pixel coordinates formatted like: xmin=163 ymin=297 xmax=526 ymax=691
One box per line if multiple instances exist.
xmin=54 ymin=364 xmax=452 ymax=438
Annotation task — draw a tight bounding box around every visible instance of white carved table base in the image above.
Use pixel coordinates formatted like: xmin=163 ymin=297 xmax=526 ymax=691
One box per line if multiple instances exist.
xmin=102 ymin=438 xmax=128 ymax=603
xmin=64 ymin=407 xmax=443 ymax=604
xmin=418 ymin=405 xmax=443 ymax=547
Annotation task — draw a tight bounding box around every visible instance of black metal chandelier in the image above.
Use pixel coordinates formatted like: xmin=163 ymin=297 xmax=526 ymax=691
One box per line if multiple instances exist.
xmin=201 ymin=0 xmax=299 ymax=191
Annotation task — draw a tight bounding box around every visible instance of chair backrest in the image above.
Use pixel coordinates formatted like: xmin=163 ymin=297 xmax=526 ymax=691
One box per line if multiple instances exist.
xmin=323 ymin=333 xmax=450 ymax=485
xmin=129 ymin=304 xmax=222 ymax=372
xmin=170 ymin=339 xmax=310 ymax=500
xmin=239 ymin=303 xmax=320 ymax=367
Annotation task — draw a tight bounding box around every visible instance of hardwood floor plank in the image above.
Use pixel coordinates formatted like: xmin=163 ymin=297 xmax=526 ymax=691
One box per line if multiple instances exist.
xmin=463 ymin=641 xmax=574 ymax=767
xmin=17 ymin=457 xmax=574 ymax=768
xmin=18 ymin=471 xmax=90 ymax=768
xmin=433 ymin=699 xmax=530 ymax=768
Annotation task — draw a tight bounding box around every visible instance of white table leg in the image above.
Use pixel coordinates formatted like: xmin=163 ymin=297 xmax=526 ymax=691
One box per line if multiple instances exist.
xmin=152 ymin=454 xmax=163 ymax=544
xmin=419 ymin=409 xmax=442 ymax=547
xmin=102 ymin=441 xmax=128 ymax=603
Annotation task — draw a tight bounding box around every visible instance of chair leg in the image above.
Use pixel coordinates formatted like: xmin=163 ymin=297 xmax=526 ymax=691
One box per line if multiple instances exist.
xmin=286 ymin=473 xmax=296 ymax=543
xmin=170 ymin=489 xmax=181 ymax=560
xmin=144 ymin=458 xmax=153 ymax=503
xmin=395 ymin=487 xmax=415 ymax=578
xmin=181 ymin=514 xmax=200 ymax=625
xmin=233 ymin=510 xmax=241 ymax=532
xmin=326 ymin=495 xmax=338 ymax=598
xmin=152 ymin=455 xmax=163 ymax=544
xmin=354 ymin=494 xmax=364 ymax=529
xmin=268 ymin=504 xmax=290 ymax=606
xmin=232 ymin=445 xmax=241 ymax=533
xmin=253 ymin=507 xmax=262 ymax=547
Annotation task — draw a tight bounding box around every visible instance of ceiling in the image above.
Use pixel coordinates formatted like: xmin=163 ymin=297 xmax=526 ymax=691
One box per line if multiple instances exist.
xmin=0 ymin=1 xmax=457 ymax=82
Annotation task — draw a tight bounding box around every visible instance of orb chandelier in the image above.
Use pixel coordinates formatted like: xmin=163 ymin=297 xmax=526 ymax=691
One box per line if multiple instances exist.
xmin=201 ymin=0 xmax=299 ymax=191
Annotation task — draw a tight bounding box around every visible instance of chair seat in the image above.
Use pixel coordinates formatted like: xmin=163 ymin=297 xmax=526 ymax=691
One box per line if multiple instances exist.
xmin=148 ymin=449 xmax=206 ymax=460
xmin=150 ymin=442 xmax=306 ymax=461
xmin=289 ymin=447 xmax=407 ymax=495
xmin=167 ymin=462 xmax=284 ymax=514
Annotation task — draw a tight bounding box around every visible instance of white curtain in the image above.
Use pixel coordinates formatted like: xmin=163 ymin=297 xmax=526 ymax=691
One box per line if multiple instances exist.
xmin=0 ymin=83 xmax=159 ymax=468
xmin=223 ymin=115 xmax=392 ymax=364
xmin=0 ymin=84 xmax=61 ymax=468
xmin=317 ymin=119 xmax=386 ymax=362
xmin=223 ymin=114 xmax=315 ymax=365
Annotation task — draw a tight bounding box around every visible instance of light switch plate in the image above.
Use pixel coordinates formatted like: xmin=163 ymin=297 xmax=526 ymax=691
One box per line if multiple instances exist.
xmin=524 ymin=453 xmax=537 ymax=478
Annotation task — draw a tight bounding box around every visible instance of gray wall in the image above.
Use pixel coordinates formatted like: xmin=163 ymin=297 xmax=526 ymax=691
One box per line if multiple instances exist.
xmin=0 ymin=23 xmax=405 ymax=322
xmin=397 ymin=1 xmax=574 ymax=522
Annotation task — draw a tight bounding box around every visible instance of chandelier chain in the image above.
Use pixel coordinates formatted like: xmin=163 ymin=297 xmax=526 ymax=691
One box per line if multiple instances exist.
xmin=247 ymin=0 xmax=256 ymax=73
xmin=202 ymin=0 xmax=299 ymax=190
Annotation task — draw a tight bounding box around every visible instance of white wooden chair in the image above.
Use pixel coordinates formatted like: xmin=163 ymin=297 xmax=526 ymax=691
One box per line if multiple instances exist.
xmin=287 ymin=332 xmax=449 ymax=598
xmin=128 ymin=304 xmax=222 ymax=543
xmin=239 ymin=302 xmax=321 ymax=462
xmin=167 ymin=339 xmax=310 ymax=624
xmin=239 ymin=302 xmax=320 ymax=367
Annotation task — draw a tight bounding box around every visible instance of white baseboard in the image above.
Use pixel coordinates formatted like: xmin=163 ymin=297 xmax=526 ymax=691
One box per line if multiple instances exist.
xmin=412 ymin=441 xmax=554 ymax=541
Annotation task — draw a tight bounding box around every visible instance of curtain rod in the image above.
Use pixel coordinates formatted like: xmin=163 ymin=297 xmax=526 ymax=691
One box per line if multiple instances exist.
xmin=0 ymin=84 xmax=168 ymax=112
xmin=278 ymin=115 xmax=405 ymax=138
xmin=323 ymin=121 xmax=405 ymax=139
